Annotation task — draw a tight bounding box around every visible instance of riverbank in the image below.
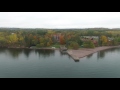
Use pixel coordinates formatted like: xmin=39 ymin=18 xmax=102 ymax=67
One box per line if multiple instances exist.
xmin=67 ymin=46 xmax=120 ymax=61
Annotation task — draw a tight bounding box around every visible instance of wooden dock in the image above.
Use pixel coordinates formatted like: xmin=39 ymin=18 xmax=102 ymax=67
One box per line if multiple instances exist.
xmin=60 ymin=46 xmax=67 ymax=52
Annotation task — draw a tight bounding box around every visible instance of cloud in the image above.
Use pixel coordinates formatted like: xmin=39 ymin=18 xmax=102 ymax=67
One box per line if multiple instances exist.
xmin=0 ymin=12 xmax=120 ymax=28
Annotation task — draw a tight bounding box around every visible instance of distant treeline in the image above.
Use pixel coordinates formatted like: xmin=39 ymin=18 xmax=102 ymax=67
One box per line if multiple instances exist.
xmin=1 ymin=27 xmax=120 ymax=31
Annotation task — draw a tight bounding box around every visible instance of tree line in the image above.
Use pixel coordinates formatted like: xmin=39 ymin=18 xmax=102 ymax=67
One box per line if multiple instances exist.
xmin=0 ymin=28 xmax=120 ymax=49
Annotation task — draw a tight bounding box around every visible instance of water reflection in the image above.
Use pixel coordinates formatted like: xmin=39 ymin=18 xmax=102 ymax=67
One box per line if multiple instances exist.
xmin=1 ymin=47 xmax=120 ymax=61
xmin=74 ymin=60 xmax=80 ymax=62
xmin=97 ymin=50 xmax=105 ymax=59
xmin=7 ymin=49 xmax=23 ymax=59
xmin=23 ymin=49 xmax=33 ymax=58
xmin=87 ymin=54 xmax=93 ymax=59
xmin=60 ymin=51 xmax=68 ymax=57
xmin=0 ymin=48 xmax=56 ymax=59
xmin=35 ymin=49 xmax=55 ymax=58
xmin=97 ymin=48 xmax=120 ymax=60
xmin=116 ymin=48 xmax=120 ymax=52
xmin=104 ymin=48 xmax=116 ymax=54
xmin=0 ymin=48 xmax=7 ymax=54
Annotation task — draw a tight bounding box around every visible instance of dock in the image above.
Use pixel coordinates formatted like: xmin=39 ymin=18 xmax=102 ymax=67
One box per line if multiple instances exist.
xmin=60 ymin=46 xmax=67 ymax=52
xmin=67 ymin=46 xmax=120 ymax=61
xmin=67 ymin=50 xmax=80 ymax=61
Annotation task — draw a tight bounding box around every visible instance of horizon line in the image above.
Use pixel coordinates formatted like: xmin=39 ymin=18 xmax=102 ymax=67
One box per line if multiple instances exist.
xmin=0 ymin=27 xmax=118 ymax=29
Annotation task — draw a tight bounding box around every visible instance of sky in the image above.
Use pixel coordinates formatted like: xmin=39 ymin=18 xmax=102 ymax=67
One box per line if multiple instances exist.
xmin=0 ymin=12 xmax=120 ymax=29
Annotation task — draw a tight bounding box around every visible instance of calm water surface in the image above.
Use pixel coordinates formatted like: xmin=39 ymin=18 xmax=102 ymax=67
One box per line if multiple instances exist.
xmin=0 ymin=48 xmax=120 ymax=78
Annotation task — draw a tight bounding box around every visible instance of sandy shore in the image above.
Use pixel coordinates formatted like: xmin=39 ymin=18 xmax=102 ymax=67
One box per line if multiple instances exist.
xmin=67 ymin=46 xmax=120 ymax=60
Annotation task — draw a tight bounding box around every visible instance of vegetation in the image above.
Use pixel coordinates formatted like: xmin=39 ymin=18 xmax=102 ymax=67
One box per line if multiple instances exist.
xmin=68 ymin=41 xmax=79 ymax=49
xmin=100 ymin=35 xmax=108 ymax=46
xmin=83 ymin=40 xmax=95 ymax=48
xmin=0 ymin=28 xmax=120 ymax=49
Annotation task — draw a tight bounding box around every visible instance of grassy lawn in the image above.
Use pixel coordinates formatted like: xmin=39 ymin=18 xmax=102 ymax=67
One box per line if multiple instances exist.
xmin=51 ymin=44 xmax=61 ymax=48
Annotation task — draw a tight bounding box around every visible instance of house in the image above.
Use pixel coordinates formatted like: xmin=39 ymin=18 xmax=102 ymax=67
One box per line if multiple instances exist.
xmin=108 ymin=37 xmax=114 ymax=41
xmin=11 ymin=33 xmax=15 ymax=34
xmin=81 ymin=36 xmax=98 ymax=46
xmin=81 ymin=36 xmax=99 ymax=40
xmin=53 ymin=33 xmax=61 ymax=42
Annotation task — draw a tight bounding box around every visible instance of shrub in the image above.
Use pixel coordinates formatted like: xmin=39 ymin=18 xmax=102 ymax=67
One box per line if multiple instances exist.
xmin=47 ymin=42 xmax=50 ymax=47
xmin=83 ymin=40 xmax=95 ymax=48
xmin=36 ymin=44 xmax=40 ymax=48
xmin=69 ymin=41 xmax=79 ymax=50
xmin=40 ymin=43 xmax=44 ymax=47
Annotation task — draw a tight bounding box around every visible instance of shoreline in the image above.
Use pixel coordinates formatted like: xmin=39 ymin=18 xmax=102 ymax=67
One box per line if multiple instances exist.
xmin=6 ymin=47 xmax=59 ymax=50
xmin=1 ymin=46 xmax=120 ymax=61
xmin=67 ymin=46 xmax=120 ymax=61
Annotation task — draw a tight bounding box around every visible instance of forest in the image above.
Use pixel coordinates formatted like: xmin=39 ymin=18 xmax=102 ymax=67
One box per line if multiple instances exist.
xmin=0 ymin=28 xmax=120 ymax=49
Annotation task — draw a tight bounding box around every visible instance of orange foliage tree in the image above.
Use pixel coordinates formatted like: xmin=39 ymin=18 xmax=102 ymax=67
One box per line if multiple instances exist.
xmin=60 ymin=35 xmax=65 ymax=45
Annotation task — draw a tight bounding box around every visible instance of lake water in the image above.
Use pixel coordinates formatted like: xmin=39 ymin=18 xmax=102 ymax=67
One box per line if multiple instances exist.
xmin=0 ymin=48 xmax=120 ymax=78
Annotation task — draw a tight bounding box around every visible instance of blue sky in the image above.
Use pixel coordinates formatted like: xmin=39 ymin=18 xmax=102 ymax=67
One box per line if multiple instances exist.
xmin=0 ymin=12 xmax=120 ymax=28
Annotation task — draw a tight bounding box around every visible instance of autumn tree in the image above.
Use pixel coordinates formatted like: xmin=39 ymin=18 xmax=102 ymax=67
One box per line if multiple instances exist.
xmin=24 ymin=34 xmax=33 ymax=47
xmin=17 ymin=32 xmax=24 ymax=46
xmin=83 ymin=40 xmax=95 ymax=48
xmin=60 ymin=35 xmax=65 ymax=45
xmin=69 ymin=41 xmax=79 ymax=50
xmin=9 ymin=33 xmax=18 ymax=46
xmin=100 ymin=35 xmax=108 ymax=46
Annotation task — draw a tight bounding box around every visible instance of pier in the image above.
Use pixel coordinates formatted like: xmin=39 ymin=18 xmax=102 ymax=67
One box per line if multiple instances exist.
xmin=67 ymin=46 xmax=120 ymax=61
xmin=67 ymin=50 xmax=80 ymax=61
xmin=60 ymin=46 xmax=67 ymax=52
